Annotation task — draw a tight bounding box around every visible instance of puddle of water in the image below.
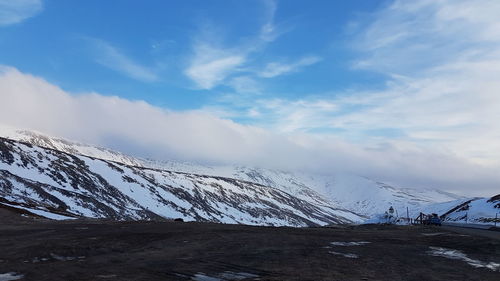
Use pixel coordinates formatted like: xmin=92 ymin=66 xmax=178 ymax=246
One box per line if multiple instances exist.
xmin=329 ymin=251 xmax=359 ymax=259
xmin=0 ymin=272 xmax=24 ymax=281
xmin=428 ymin=247 xmax=500 ymax=271
xmin=330 ymin=241 xmax=371 ymax=246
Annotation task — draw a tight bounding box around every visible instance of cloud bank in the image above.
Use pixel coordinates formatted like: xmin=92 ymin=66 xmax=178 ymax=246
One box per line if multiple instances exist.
xmin=1 ymin=66 xmax=499 ymax=196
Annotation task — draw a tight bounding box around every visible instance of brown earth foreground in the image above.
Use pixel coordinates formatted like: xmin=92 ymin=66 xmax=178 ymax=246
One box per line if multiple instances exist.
xmin=0 ymin=208 xmax=499 ymax=281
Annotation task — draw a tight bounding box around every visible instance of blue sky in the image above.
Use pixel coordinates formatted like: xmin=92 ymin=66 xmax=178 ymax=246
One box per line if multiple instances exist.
xmin=1 ymin=0 xmax=385 ymax=110
xmin=1 ymin=0 xmax=500 ymax=195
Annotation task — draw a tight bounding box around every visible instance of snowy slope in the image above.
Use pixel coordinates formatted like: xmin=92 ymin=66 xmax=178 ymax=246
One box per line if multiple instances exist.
xmin=365 ymin=196 xmax=499 ymax=225
xmin=235 ymin=171 xmax=464 ymax=218
xmin=0 ymin=137 xmax=362 ymax=226
xmin=0 ymin=124 xmax=143 ymax=167
xmin=144 ymin=160 xmax=464 ymax=218
xmin=300 ymin=174 xmax=465 ymax=217
xmin=417 ymin=199 xmax=472 ymax=217
xmin=0 ymin=126 xmax=364 ymax=220
xmin=144 ymin=161 xmax=340 ymax=207
xmin=439 ymin=195 xmax=500 ymax=224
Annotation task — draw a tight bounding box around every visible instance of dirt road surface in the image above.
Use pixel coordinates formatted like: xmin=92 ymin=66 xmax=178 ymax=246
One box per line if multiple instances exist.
xmin=442 ymin=225 xmax=500 ymax=241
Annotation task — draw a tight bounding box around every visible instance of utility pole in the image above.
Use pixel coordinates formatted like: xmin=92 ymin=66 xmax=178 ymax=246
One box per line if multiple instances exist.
xmin=407 ymin=207 xmax=410 ymax=225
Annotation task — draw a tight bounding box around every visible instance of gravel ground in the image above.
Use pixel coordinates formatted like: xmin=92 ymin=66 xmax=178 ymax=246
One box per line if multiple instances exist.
xmin=0 ymin=208 xmax=499 ymax=281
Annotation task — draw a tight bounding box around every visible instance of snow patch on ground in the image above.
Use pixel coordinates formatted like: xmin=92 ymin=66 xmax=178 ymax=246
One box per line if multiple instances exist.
xmin=326 ymin=241 xmax=370 ymax=258
xmin=329 ymin=251 xmax=359 ymax=258
xmin=192 ymin=274 xmax=220 ymax=281
xmin=192 ymin=272 xmax=258 ymax=281
xmin=330 ymin=241 xmax=371 ymax=246
xmin=427 ymin=247 xmax=500 ymax=271
xmin=49 ymin=253 xmax=85 ymax=262
xmin=219 ymin=272 xmax=259 ymax=280
xmin=0 ymin=272 xmax=23 ymax=281
xmin=1 ymin=203 xmax=76 ymax=220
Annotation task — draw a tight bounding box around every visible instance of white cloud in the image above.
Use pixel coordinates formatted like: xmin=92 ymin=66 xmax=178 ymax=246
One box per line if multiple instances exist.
xmin=188 ymin=0 xmax=500 ymax=195
xmin=2 ymin=0 xmax=500 ymax=196
xmin=184 ymin=0 xmax=293 ymax=90
xmin=351 ymin=0 xmax=500 ymax=74
xmin=0 ymin=0 xmax=42 ymax=26
xmin=221 ymin=0 xmax=500 ymax=169
xmin=333 ymin=0 xmax=500 ymax=166
xmin=184 ymin=42 xmax=246 ymax=89
xmin=230 ymin=98 xmax=338 ymax=133
xmin=88 ymin=38 xmax=158 ymax=82
xmin=1 ymin=66 xmax=499 ymax=196
xmin=184 ymin=43 xmax=321 ymax=90
xmin=259 ymin=0 xmax=279 ymax=42
xmin=258 ymin=56 xmax=322 ymax=78
xmin=227 ymin=76 xmax=261 ymax=94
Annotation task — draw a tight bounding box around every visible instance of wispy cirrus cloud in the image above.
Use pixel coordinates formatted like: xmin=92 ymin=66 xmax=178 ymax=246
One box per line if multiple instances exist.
xmin=183 ymin=20 xmax=260 ymax=90
xmin=259 ymin=0 xmax=279 ymax=42
xmin=0 ymin=0 xmax=43 ymax=26
xmin=87 ymin=38 xmax=159 ymax=82
xmin=227 ymin=76 xmax=262 ymax=94
xmin=258 ymin=56 xmax=322 ymax=78
xmin=184 ymin=0 xmax=315 ymax=90
xmin=351 ymin=0 xmax=500 ymax=74
xmin=335 ymin=0 xmax=500 ymax=165
xmin=184 ymin=42 xmax=246 ymax=89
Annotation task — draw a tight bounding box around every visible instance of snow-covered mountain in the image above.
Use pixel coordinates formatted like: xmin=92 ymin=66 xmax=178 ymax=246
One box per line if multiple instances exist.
xmin=305 ymin=174 xmax=465 ymax=217
xmin=439 ymin=195 xmax=500 ymax=224
xmin=0 ymin=136 xmax=362 ymax=226
xmin=142 ymin=160 xmax=464 ymax=218
xmin=0 ymin=126 xmax=470 ymax=223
